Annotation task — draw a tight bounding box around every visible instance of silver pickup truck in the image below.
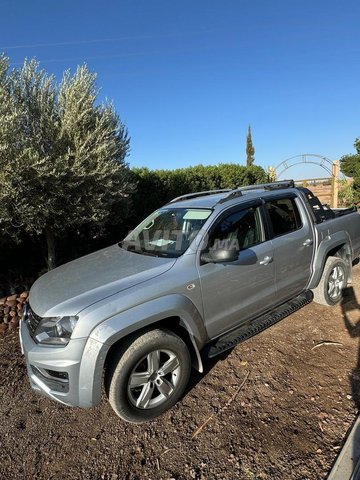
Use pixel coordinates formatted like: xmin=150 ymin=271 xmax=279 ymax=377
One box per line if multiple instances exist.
xmin=20 ymin=181 xmax=360 ymax=423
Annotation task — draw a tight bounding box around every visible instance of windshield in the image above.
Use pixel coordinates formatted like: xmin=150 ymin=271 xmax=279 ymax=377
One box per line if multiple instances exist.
xmin=120 ymin=208 xmax=212 ymax=257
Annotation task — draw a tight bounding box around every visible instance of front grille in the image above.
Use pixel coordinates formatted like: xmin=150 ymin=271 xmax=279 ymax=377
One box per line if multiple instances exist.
xmin=26 ymin=306 xmax=42 ymax=338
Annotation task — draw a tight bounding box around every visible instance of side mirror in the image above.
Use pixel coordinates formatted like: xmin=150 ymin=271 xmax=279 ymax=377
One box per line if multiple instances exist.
xmin=201 ymin=247 xmax=239 ymax=264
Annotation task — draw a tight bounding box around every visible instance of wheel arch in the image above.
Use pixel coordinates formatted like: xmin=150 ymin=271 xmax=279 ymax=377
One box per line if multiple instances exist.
xmin=104 ymin=316 xmax=204 ymax=375
xmin=327 ymin=243 xmax=353 ymax=284
xmin=309 ymin=231 xmax=353 ymax=289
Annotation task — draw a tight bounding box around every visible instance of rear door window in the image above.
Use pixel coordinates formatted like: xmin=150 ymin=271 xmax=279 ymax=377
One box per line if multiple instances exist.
xmin=265 ymin=198 xmax=302 ymax=237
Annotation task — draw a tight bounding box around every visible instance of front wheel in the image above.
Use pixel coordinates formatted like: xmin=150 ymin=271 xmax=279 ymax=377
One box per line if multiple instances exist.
xmin=312 ymin=256 xmax=348 ymax=306
xmin=106 ymin=329 xmax=191 ymax=423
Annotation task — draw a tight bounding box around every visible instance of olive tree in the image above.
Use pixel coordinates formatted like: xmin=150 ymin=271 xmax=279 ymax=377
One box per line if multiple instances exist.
xmin=0 ymin=55 xmax=132 ymax=269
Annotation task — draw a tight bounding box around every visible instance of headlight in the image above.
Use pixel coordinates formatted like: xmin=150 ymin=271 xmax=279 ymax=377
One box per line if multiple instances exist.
xmin=34 ymin=316 xmax=78 ymax=345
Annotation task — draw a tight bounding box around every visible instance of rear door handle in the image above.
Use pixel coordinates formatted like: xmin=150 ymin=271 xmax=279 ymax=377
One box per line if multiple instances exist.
xmin=259 ymin=255 xmax=273 ymax=265
xmin=303 ymin=238 xmax=313 ymax=247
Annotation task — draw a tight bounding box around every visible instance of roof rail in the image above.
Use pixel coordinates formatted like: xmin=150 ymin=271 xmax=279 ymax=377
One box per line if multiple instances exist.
xmin=169 ymin=189 xmax=232 ymax=204
xmin=217 ymin=180 xmax=295 ymax=204
xmin=168 ymin=180 xmax=295 ymax=205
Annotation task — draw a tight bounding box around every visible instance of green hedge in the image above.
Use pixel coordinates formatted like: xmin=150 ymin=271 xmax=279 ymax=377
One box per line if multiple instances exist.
xmin=130 ymin=163 xmax=267 ymax=225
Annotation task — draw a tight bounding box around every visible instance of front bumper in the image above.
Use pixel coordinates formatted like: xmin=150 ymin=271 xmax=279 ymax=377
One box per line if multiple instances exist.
xmin=20 ymin=318 xmax=105 ymax=408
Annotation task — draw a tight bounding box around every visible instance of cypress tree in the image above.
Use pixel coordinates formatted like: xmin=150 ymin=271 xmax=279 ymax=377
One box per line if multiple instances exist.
xmin=246 ymin=125 xmax=255 ymax=167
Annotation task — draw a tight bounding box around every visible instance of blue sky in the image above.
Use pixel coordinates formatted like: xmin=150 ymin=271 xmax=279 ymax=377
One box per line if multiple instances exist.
xmin=1 ymin=0 xmax=359 ymax=179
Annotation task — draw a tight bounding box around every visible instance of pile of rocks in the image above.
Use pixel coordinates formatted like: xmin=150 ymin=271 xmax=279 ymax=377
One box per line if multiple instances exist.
xmin=0 ymin=292 xmax=28 ymax=333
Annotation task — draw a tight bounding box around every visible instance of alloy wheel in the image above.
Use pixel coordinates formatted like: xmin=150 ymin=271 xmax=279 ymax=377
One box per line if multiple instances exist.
xmin=327 ymin=265 xmax=345 ymax=300
xmin=127 ymin=349 xmax=181 ymax=409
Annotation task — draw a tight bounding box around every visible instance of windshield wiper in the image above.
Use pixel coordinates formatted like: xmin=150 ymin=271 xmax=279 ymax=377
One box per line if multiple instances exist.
xmin=119 ymin=242 xmax=179 ymax=258
xmin=118 ymin=241 xmax=143 ymax=254
xmin=118 ymin=242 xmax=158 ymax=257
xmin=118 ymin=241 xmax=140 ymax=252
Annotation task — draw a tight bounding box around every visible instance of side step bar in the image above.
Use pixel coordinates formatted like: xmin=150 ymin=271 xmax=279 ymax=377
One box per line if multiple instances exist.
xmin=207 ymin=290 xmax=313 ymax=358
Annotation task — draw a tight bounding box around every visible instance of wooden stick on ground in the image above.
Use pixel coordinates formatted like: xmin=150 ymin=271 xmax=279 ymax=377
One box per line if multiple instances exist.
xmin=191 ymin=370 xmax=250 ymax=440
xmin=311 ymin=341 xmax=343 ymax=350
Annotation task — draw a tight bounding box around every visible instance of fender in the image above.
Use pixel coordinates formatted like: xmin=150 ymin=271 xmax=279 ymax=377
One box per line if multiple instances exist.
xmin=78 ymin=294 xmax=208 ymax=408
xmin=308 ymin=230 xmax=352 ymax=289
xmin=89 ymin=294 xmax=208 ymax=346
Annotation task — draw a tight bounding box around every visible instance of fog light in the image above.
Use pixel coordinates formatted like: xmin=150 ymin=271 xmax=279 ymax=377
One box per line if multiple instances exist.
xmin=44 ymin=369 xmax=69 ymax=381
xmin=30 ymin=366 xmax=69 ymax=393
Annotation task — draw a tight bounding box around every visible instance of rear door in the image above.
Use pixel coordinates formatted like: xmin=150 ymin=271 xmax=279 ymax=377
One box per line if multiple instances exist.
xmin=264 ymin=194 xmax=315 ymax=303
xmin=197 ymin=202 xmax=276 ymax=339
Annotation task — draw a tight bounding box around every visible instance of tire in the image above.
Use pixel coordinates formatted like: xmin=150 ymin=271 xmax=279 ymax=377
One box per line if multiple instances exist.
xmin=105 ymin=329 xmax=191 ymax=423
xmin=312 ymin=256 xmax=348 ymax=306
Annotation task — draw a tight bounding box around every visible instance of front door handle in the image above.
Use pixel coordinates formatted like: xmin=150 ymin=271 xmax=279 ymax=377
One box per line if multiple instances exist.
xmin=259 ymin=255 xmax=273 ymax=265
xmin=303 ymin=238 xmax=313 ymax=247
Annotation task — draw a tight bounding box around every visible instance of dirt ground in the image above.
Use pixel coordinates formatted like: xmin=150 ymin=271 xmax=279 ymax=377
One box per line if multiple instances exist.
xmin=1 ymin=266 xmax=360 ymax=480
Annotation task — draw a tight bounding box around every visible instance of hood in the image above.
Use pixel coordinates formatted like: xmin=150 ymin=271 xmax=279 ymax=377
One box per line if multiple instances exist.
xmin=29 ymin=244 xmax=176 ymax=317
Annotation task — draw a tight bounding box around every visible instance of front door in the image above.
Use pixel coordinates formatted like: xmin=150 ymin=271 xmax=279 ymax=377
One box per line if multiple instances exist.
xmin=197 ymin=204 xmax=277 ymax=339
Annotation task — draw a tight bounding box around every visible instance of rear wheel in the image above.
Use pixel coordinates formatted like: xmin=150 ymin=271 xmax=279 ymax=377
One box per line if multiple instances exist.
xmin=312 ymin=256 xmax=348 ymax=306
xmin=106 ymin=329 xmax=191 ymax=423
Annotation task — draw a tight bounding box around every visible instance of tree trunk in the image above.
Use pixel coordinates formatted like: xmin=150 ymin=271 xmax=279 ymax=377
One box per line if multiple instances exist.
xmin=45 ymin=228 xmax=56 ymax=270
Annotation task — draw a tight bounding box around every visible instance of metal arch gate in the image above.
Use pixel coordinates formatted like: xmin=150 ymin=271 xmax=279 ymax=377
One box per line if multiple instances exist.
xmin=274 ymin=154 xmax=340 ymax=208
